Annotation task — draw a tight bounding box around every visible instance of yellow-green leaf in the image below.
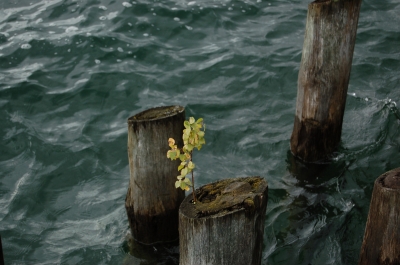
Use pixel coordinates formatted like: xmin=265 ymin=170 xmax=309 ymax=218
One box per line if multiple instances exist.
xmin=184 ymin=177 xmax=192 ymax=186
xmin=168 ymin=138 xmax=175 ymax=147
xmin=188 ymin=161 xmax=195 ymax=170
xmin=180 ymin=181 xmax=189 ymax=190
xmin=178 ymin=161 xmax=186 ymax=171
xmin=181 ymin=167 xmax=188 ymax=177
xmin=167 ymin=150 xmax=178 ymax=160
xmin=175 ymin=180 xmax=181 ymax=189
xmin=179 ymin=154 xmax=186 ymax=162
xmin=185 ymin=144 xmax=194 ymax=152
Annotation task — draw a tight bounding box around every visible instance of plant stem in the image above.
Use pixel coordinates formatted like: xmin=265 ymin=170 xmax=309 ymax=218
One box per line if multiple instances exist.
xmin=191 ymin=170 xmax=196 ymax=203
xmin=190 ymin=151 xmax=196 ymax=203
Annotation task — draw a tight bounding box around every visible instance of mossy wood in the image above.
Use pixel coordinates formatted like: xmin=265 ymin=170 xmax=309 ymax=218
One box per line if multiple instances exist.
xmin=359 ymin=168 xmax=400 ymax=265
xmin=125 ymin=106 xmax=185 ymax=244
xmin=290 ymin=0 xmax=362 ymax=162
xmin=179 ymin=176 xmax=268 ymax=265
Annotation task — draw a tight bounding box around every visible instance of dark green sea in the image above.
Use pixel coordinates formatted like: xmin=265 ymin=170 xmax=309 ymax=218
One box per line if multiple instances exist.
xmin=0 ymin=0 xmax=399 ymax=264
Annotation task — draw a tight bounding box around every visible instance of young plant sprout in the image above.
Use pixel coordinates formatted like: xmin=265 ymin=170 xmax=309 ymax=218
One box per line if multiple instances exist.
xmin=167 ymin=117 xmax=205 ymax=203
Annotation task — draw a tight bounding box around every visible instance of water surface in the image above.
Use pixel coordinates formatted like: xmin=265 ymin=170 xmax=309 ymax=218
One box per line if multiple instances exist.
xmin=0 ymin=0 xmax=399 ymax=264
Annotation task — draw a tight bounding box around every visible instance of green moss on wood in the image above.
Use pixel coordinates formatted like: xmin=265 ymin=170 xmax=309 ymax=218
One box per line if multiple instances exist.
xmin=187 ymin=176 xmax=267 ymax=218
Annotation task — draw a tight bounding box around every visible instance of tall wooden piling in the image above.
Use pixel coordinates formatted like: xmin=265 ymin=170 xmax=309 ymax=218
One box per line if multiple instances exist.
xmin=0 ymin=235 xmax=4 ymax=265
xmin=179 ymin=177 xmax=268 ymax=265
xmin=290 ymin=0 xmax=362 ymax=162
xmin=125 ymin=106 xmax=186 ymax=245
xmin=359 ymin=168 xmax=400 ymax=265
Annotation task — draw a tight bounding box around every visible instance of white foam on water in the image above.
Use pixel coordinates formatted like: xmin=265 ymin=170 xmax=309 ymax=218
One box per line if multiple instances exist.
xmin=143 ymin=33 xmax=149 ymax=37
xmin=174 ymin=17 xmax=180 ymax=21
xmin=65 ymin=26 xmax=78 ymax=33
xmin=185 ymin=25 xmax=193 ymax=30
xmin=106 ymin=11 xmax=119 ymax=20
xmin=99 ymin=5 xmax=107 ymax=10
xmin=95 ymin=59 xmax=101 ymax=64
xmin=122 ymin=2 xmax=132 ymax=7
xmin=188 ymin=1 xmax=196 ymax=5
xmin=118 ymin=47 xmax=124 ymax=52
xmin=21 ymin=43 xmax=32 ymax=49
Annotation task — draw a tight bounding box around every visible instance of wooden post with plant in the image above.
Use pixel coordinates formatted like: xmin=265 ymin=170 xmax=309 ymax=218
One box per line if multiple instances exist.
xmin=166 ymin=118 xmax=268 ymax=265
xmin=125 ymin=105 xmax=186 ymax=245
xmin=290 ymin=0 xmax=362 ymax=162
xmin=358 ymin=168 xmax=400 ymax=265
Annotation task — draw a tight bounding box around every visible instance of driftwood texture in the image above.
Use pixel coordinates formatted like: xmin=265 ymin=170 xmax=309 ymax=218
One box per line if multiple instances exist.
xmin=125 ymin=106 xmax=185 ymax=244
xmin=179 ymin=177 xmax=268 ymax=265
xmin=290 ymin=0 xmax=362 ymax=162
xmin=359 ymin=168 xmax=400 ymax=265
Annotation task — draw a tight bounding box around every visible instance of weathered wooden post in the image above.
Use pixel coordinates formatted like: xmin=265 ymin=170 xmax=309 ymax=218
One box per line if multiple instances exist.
xmin=358 ymin=168 xmax=400 ymax=265
xmin=0 ymin=235 xmax=4 ymax=265
xmin=125 ymin=105 xmax=186 ymax=245
xmin=179 ymin=176 xmax=268 ymax=265
xmin=290 ymin=0 xmax=362 ymax=162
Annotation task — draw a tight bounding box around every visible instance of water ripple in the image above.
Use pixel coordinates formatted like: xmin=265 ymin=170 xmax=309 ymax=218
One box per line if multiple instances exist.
xmin=0 ymin=0 xmax=399 ymax=264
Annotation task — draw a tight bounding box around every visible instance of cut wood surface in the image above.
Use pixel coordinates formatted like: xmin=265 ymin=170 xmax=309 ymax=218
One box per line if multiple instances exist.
xmin=359 ymin=168 xmax=400 ymax=265
xmin=125 ymin=105 xmax=186 ymax=245
xmin=179 ymin=176 xmax=268 ymax=265
xmin=290 ymin=0 xmax=362 ymax=162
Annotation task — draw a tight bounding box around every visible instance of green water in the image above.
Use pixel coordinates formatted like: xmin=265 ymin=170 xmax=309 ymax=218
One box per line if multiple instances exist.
xmin=0 ymin=0 xmax=399 ymax=264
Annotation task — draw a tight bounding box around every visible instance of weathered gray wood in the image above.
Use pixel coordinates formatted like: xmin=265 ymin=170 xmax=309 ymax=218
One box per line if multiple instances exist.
xmin=0 ymin=235 xmax=4 ymax=265
xmin=290 ymin=0 xmax=362 ymax=162
xmin=179 ymin=177 xmax=268 ymax=265
xmin=125 ymin=106 xmax=186 ymax=245
xmin=359 ymin=168 xmax=400 ymax=265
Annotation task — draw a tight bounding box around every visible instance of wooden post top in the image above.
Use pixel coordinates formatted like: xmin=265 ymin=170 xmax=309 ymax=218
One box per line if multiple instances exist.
xmin=128 ymin=105 xmax=184 ymax=123
xmin=378 ymin=168 xmax=400 ymax=190
xmin=180 ymin=176 xmax=268 ymax=219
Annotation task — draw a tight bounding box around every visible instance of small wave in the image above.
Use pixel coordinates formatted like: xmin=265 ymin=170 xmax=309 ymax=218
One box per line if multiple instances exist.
xmin=20 ymin=43 xmax=31 ymax=49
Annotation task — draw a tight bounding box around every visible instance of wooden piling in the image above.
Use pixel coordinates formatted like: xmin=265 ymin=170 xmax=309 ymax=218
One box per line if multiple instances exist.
xmin=179 ymin=176 xmax=268 ymax=265
xmin=290 ymin=0 xmax=362 ymax=162
xmin=0 ymin=235 xmax=4 ymax=265
xmin=125 ymin=105 xmax=186 ymax=245
xmin=358 ymin=168 xmax=400 ymax=265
